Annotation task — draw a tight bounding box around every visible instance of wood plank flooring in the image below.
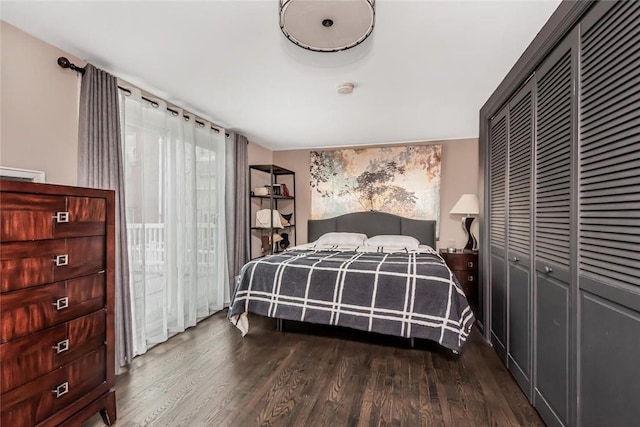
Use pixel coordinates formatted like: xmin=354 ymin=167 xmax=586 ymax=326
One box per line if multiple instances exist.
xmin=84 ymin=311 xmax=542 ymax=427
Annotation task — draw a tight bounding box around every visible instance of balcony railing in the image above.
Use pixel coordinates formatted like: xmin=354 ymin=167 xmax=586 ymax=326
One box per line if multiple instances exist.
xmin=126 ymin=223 xmax=217 ymax=274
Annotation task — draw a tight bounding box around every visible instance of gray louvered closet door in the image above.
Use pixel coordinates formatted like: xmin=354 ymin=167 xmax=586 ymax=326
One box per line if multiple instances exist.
xmin=578 ymin=2 xmax=640 ymax=426
xmin=489 ymin=106 xmax=508 ymax=363
xmin=507 ymin=80 xmax=534 ymax=398
xmin=534 ymin=29 xmax=576 ymax=427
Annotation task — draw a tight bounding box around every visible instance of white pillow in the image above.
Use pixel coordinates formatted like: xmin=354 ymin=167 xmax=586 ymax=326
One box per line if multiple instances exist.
xmin=364 ymin=235 xmax=420 ymax=250
xmin=317 ymin=232 xmax=368 ymax=246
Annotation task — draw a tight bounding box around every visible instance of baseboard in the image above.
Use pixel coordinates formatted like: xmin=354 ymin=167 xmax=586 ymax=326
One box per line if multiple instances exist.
xmin=534 ymin=388 xmax=566 ymax=427
xmin=508 ymin=354 xmax=531 ymax=400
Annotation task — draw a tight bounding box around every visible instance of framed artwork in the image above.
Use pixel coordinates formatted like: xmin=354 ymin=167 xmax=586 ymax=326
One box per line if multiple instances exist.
xmin=310 ymin=144 xmax=441 ymax=234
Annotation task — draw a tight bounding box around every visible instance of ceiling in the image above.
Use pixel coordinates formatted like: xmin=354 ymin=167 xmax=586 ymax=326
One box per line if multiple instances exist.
xmin=1 ymin=0 xmax=560 ymax=151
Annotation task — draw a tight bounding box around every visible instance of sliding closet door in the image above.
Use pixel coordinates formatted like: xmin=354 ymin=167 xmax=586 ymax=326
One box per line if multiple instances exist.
xmin=506 ymin=80 xmax=534 ymax=398
xmin=489 ymin=107 xmax=508 ymax=363
xmin=579 ymin=2 xmax=640 ymax=426
xmin=533 ymin=30 xmax=576 ymax=427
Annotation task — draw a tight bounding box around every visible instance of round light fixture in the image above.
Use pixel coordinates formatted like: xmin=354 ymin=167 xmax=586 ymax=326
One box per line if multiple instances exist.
xmin=280 ymin=0 xmax=375 ymax=52
xmin=337 ymin=83 xmax=355 ymax=95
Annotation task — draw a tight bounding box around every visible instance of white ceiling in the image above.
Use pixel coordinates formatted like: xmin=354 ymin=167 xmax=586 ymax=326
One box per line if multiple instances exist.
xmin=1 ymin=0 xmax=560 ymax=150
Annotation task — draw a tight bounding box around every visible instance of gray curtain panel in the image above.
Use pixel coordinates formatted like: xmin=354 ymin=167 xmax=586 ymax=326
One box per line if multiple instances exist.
xmin=225 ymin=132 xmax=249 ymax=298
xmin=78 ymin=63 xmax=134 ymax=371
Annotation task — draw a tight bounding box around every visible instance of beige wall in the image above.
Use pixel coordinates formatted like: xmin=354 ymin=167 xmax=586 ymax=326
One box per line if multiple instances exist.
xmin=438 ymin=138 xmax=480 ymax=249
xmin=1 ymin=22 xmax=479 ymax=251
xmin=247 ymin=141 xmax=273 ymax=165
xmin=1 ymin=21 xmax=83 ymax=185
xmin=248 ymin=142 xmax=274 ymax=257
xmin=268 ymin=138 xmax=479 ymax=251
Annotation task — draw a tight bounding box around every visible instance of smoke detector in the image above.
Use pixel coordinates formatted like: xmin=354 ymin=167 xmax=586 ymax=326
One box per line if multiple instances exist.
xmin=337 ymin=83 xmax=355 ymax=95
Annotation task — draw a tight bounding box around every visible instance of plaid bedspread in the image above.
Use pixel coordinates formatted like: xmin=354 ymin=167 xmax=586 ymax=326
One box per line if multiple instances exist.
xmin=228 ymin=247 xmax=475 ymax=353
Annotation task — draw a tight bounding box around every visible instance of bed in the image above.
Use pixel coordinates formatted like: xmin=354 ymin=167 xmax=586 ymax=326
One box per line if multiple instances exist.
xmin=228 ymin=211 xmax=475 ymax=353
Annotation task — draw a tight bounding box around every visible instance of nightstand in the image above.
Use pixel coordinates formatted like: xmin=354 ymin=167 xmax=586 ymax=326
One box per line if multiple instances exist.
xmin=439 ymin=249 xmax=478 ymax=309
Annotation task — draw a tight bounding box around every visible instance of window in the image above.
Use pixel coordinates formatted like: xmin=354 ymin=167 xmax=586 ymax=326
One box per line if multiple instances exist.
xmin=120 ymin=88 xmax=227 ymax=355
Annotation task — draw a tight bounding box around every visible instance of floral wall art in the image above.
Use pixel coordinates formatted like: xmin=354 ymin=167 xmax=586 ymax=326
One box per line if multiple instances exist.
xmin=310 ymin=144 xmax=441 ymax=229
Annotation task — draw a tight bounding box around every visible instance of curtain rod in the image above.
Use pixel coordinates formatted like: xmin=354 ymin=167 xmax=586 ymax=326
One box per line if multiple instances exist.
xmin=57 ymin=57 xmax=229 ymax=137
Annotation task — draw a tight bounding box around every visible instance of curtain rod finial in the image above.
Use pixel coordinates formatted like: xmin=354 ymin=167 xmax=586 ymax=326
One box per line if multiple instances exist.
xmin=57 ymin=56 xmax=85 ymax=75
xmin=57 ymin=57 xmax=71 ymax=68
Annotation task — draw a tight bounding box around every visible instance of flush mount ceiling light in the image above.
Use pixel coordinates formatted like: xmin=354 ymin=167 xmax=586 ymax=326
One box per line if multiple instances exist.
xmin=279 ymin=0 xmax=375 ymax=52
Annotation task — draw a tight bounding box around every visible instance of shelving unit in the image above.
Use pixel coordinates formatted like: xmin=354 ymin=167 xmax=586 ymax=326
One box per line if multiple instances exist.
xmin=249 ymin=164 xmax=296 ymax=260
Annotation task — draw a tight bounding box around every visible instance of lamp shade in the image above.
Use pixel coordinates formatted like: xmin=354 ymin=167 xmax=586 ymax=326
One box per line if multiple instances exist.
xmin=450 ymin=194 xmax=479 ymax=216
xmin=279 ymin=0 xmax=375 ymax=52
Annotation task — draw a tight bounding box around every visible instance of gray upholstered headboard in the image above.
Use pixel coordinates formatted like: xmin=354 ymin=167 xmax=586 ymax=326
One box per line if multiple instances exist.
xmin=308 ymin=211 xmax=437 ymax=248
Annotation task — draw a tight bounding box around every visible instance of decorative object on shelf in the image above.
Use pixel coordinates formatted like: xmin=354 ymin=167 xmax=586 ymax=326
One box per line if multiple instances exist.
xmin=281 ymin=183 xmax=291 ymax=198
xmin=281 ymin=212 xmax=293 ymax=223
xmin=450 ymin=193 xmax=479 ymax=250
xmin=266 ymin=184 xmax=283 ymax=196
xmin=262 ymin=233 xmax=283 ymax=255
xmin=261 ymin=235 xmax=270 ymax=255
xmin=279 ymin=0 xmax=375 ymax=52
xmin=255 ymin=209 xmax=289 ymax=228
xmin=254 ymin=187 xmax=269 ymax=196
xmin=280 ymin=232 xmax=290 ymax=249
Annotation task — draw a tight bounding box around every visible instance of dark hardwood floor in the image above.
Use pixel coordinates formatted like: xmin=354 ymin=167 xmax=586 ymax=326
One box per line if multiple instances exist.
xmin=84 ymin=311 xmax=542 ymax=427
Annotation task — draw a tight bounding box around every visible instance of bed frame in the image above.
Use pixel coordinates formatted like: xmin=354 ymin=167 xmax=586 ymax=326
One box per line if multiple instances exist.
xmin=308 ymin=211 xmax=437 ymax=247
xmin=276 ymin=211 xmax=438 ymax=342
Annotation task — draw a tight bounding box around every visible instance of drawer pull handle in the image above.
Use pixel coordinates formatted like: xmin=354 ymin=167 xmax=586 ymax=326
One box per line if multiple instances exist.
xmin=53 ymin=339 xmax=70 ymax=354
xmin=468 ymin=275 xmax=474 ymax=282
xmin=52 ymin=297 xmax=69 ymax=311
xmin=513 ymin=257 xmax=520 ymax=262
xmin=54 ymin=211 xmax=70 ymax=223
xmin=545 ymin=266 xmax=553 ymax=274
xmin=467 ymin=261 xmax=474 ymax=268
xmin=52 ymin=382 xmax=69 ymax=398
xmin=53 ymin=254 xmax=69 ymax=267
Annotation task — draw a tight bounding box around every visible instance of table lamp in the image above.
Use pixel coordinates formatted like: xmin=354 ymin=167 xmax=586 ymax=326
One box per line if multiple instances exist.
xmin=450 ymin=194 xmax=479 ymax=250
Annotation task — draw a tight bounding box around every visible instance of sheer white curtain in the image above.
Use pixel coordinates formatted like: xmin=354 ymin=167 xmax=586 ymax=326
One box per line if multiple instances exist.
xmin=120 ymin=88 xmax=228 ymax=356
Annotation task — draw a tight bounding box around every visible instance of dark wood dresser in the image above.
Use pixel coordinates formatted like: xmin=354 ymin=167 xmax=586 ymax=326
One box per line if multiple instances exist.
xmin=0 ymin=180 xmax=116 ymax=426
xmin=439 ymin=249 xmax=478 ymax=309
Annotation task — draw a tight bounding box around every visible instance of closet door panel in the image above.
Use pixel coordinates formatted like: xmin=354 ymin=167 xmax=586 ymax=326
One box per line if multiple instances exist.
xmin=490 ymin=254 xmax=507 ymax=362
xmin=507 ymin=262 xmax=531 ymax=393
xmin=507 ymin=81 xmax=533 ymax=397
xmin=534 ymin=30 xmax=575 ymax=427
xmin=579 ymin=2 xmax=640 ymax=426
xmin=580 ymin=292 xmax=640 ymax=427
xmin=535 ymin=272 xmax=568 ymax=426
xmin=489 ymin=107 xmax=508 ymax=361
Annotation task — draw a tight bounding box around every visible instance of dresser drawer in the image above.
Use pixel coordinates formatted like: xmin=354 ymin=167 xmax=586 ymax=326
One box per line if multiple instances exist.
xmin=442 ymin=254 xmax=478 ymax=271
xmin=1 ymin=274 xmax=105 ymax=343
xmin=1 ymin=346 xmax=106 ymax=427
xmin=0 ymin=310 xmax=105 ymax=393
xmin=0 ymin=236 xmax=105 ymax=292
xmin=0 ymin=194 xmax=105 ymax=242
xmin=452 ymin=269 xmax=478 ymax=300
